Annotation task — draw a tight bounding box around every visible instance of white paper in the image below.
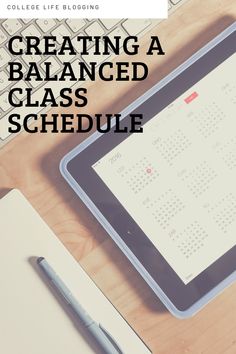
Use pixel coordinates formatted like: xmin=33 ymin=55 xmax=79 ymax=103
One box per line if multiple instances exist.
xmin=0 ymin=189 xmax=151 ymax=354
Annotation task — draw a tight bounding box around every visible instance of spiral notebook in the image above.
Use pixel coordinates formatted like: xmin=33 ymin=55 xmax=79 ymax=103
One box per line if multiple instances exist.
xmin=0 ymin=189 xmax=151 ymax=354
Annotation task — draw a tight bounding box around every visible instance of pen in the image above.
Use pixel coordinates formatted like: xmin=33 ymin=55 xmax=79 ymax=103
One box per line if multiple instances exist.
xmin=37 ymin=257 xmax=123 ymax=354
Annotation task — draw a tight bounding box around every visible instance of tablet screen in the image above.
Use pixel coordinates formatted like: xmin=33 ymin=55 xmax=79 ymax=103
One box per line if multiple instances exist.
xmin=93 ymin=53 xmax=236 ymax=284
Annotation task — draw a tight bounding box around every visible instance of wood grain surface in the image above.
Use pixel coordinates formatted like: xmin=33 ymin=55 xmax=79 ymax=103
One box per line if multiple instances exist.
xmin=0 ymin=1 xmax=236 ymax=353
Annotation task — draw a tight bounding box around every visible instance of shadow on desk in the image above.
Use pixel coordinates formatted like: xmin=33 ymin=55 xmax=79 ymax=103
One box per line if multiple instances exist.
xmin=0 ymin=188 xmax=12 ymax=199
xmin=40 ymin=15 xmax=234 ymax=315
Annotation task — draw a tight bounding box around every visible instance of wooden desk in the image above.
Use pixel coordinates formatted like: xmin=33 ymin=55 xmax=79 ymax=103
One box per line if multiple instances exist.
xmin=0 ymin=1 xmax=235 ymax=352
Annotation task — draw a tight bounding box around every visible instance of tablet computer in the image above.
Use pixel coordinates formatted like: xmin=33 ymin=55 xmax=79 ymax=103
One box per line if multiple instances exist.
xmin=60 ymin=22 xmax=236 ymax=318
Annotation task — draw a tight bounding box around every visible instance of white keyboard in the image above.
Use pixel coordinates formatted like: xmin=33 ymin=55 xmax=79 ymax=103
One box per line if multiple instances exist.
xmin=0 ymin=0 xmax=189 ymax=148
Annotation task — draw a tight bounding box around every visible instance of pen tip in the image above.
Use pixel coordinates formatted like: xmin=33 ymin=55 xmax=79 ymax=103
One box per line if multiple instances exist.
xmin=37 ymin=257 xmax=45 ymax=264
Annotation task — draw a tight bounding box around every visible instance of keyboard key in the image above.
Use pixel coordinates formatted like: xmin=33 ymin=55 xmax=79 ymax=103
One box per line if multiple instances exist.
xmin=27 ymin=73 xmax=43 ymax=88
xmin=122 ymin=19 xmax=151 ymax=35
xmin=22 ymin=19 xmax=32 ymax=24
xmin=26 ymin=68 xmax=45 ymax=89
xmin=7 ymin=60 xmax=27 ymax=75
xmin=66 ymin=19 xmax=86 ymax=33
xmin=21 ymin=24 xmax=42 ymax=38
xmin=35 ymin=39 xmax=48 ymax=57
xmin=0 ymin=29 xmax=7 ymax=45
xmin=107 ymin=27 xmax=128 ymax=48
xmin=22 ymin=53 xmax=41 ymax=66
xmin=36 ymin=19 xmax=56 ymax=32
xmin=69 ymin=59 xmax=83 ymax=80
xmin=57 ymin=51 xmax=75 ymax=63
xmin=11 ymin=80 xmax=29 ymax=100
xmin=2 ymin=19 xmax=23 ymax=35
xmin=100 ymin=19 xmax=121 ymax=30
xmin=9 ymin=38 xmax=26 ymax=53
xmin=0 ymin=92 xmax=11 ymax=111
xmin=72 ymin=33 xmax=91 ymax=53
xmin=85 ymin=22 xmax=105 ymax=37
xmin=51 ymin=24 xmax=71 ymax=44
xmin=0 ymin=71 xmax=9 ymax=91
xmin=0 ymin=48 xmax=11 ymax=68
xmin=41 ymin=57 xmax=61 ymax=75
xmin=171 ymin=0 xmax=182 ymax=4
